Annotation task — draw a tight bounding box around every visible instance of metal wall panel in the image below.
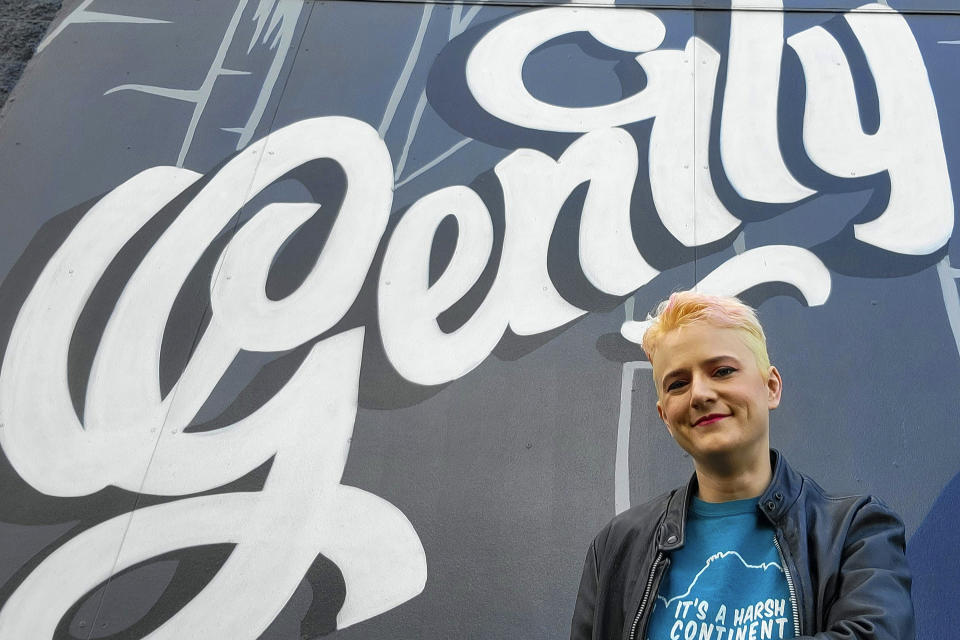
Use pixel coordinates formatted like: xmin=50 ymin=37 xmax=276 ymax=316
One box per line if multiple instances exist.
xmin=0 ymin=1 xmax=957 ymax=638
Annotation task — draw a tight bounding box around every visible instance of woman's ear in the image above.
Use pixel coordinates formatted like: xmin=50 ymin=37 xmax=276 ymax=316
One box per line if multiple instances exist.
xmin=657 ymin=402 xmax=675 ymax=438
xmin=766 ymin=366 xmax=783 ymax=410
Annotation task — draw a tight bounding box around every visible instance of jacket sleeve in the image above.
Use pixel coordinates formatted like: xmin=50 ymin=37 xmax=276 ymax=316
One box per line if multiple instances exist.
xmin=570 ymin=538 xmax=600 ymax=640
xmin=801 ymin=498 xmax=915 ymax=640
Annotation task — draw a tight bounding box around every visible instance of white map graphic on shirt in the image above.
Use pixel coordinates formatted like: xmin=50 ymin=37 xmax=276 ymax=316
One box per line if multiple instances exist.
xmin=657 ymin=550 xmax=783 ymax=608
xmin=650 ymin=550 xmax=792 ymax=640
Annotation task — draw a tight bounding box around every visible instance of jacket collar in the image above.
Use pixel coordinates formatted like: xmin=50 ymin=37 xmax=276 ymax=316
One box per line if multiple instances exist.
xmin=656 ymin=449 xmax=803 ymax=551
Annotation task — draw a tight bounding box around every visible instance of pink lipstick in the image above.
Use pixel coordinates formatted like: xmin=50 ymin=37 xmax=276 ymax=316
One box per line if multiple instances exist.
xmin=694 ymin=414 xmax=729 ymax=427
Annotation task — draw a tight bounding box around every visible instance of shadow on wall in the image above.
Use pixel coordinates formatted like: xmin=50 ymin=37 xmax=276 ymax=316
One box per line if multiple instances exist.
xmin=908 ymin=470 xmax=960 ymax=640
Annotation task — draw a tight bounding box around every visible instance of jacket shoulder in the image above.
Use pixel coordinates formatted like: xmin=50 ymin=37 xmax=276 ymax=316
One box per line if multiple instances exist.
xmin=798 ymin=472 xmax=894 ymax=510
xmin=592 ymin=488 xmax=675 ymax=553
xmin=793 ymin=471 xmax=906 ymax=533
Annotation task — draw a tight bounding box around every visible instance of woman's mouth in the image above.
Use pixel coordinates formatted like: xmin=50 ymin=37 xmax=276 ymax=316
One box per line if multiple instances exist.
xmin=694 ymin=414 xmax=729 ymax=427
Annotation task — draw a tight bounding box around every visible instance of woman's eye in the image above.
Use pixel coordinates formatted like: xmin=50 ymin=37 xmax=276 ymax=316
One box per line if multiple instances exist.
xmin=667 ymin=380 xmax=687 ymax=391
xmin=714 ymin=366 xmax=736 ymax=377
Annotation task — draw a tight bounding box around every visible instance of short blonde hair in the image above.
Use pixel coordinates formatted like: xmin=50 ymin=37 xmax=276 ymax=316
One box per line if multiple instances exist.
xmin=641 ymin=291 xmax=770 ymax=374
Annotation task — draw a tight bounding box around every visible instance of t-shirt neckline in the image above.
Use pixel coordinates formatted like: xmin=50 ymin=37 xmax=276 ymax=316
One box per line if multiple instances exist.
xmin=691 ymin=496 xmax=759 ymax=517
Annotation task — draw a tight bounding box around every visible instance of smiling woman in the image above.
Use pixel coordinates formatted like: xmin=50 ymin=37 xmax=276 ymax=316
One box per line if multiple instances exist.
xmin=649 ymin=322 xmax=783 ymax=500
xmin=571 ymin=290 xmax=914 ymax=640
xmin=640 ymin=291 xmax=782 ymax=498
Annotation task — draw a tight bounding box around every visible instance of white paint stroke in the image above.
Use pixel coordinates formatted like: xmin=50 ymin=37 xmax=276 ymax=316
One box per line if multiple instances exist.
xmin=621 ymin=246 xmax=831 ymax=343
xmin=721 ymin=0 xmax=814 ymax=203
xmin=249 ymin=0 xmax=288 ymax=51
xmin=386 ymin=126 xmax=659 ymax=384
xmin=102 ymin=1 xmax=307 ymax=157
xmin=936 ymin=256 xmax=960 ymax=359
xmin=648 ymin=37 xmax=741 ymax=247
xmin=734 ymin=230 xmax=746 ymax=254
xmin=392 ymin=0 xmax=486 ymax=183
xmin=0 ymin=330 xmax=427 ymax=638
xmin=384 ymin=127 xmax=658 ymax=384
xmin=386 ymin=124 xmax=678 ymax=385
xmin=104 ymin=1 xmax=252 ymax=168
xmin=0 ymin=167 xmax=201 ymax=495
xmin=395 ymin=91 xmax=429 ymax=180
xmin=449 ymin=2 xmax=484 ymax=40
xmin=379 ymin=185 xmax=504 ymax=385
xmin=573 ymin=129 xmax=659 ymax=296
xmin=938 ymin=40 xmax=960 ymax=44
xmin=211 ymin=128 xmax=392 ymax=354
xmin=0 ymin=118 xmax=425 ymax=635
xmin=694 ymin=245 xmax=831 ymax=303
xmin=788 ymin=5 xmax=953 ymax=255
xmin=466 ymin=7 xmax=667 ymax=132
xmin=235 ymin=0 xmax=306 ymax=149
xmin=496 ymin=132 xmax=615 ymax=333
xmin=0 ymin=117 xmax=393 ymax=497
xmin=451 ymin=2 xmax=463 ymax=37
xmin=624 ymin=295 xmax=636 ymax=324
xmin=379 ymin=4 xmax=434 ymax=137
xmin=37 ymin=0 xmax=169 ymax=53
xmin=615 ymin=361 xmax=652 ymax=515
xmin=394 ymin=137 xmax=471 ymax=189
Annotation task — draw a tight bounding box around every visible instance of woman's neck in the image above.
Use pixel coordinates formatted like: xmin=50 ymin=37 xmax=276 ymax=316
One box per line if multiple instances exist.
xmin=694 ymin=451 xmax=772 ymax=502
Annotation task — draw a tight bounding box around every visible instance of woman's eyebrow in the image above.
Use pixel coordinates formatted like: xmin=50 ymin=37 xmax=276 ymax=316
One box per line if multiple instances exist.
xmin=703 ymin=355 xmax=740 ymax=367
xmin=661 ymin=367 xmax=687 ymax=384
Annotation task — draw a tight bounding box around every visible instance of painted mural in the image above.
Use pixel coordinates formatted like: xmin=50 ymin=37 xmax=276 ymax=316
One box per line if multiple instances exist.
xmin=0 ymin=0 xmax=957 ymax=638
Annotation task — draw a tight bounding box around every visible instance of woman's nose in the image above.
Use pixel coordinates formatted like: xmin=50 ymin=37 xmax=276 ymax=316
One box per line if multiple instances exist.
xmin=689 ymin=374 xmax=717 ymax=406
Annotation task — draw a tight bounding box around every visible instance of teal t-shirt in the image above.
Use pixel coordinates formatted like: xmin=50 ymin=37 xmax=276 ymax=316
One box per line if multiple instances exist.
xmin=645 ymin=497 xmax=796 ymax=640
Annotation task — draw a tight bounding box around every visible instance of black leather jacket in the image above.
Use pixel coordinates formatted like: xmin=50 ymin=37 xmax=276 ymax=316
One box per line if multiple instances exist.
xmin=570 ymin=450 xmax=914 ymax=640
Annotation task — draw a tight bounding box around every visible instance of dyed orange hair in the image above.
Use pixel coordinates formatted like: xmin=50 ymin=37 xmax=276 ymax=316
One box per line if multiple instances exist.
xmin=641 ymin=291 xmax=770 ymax=375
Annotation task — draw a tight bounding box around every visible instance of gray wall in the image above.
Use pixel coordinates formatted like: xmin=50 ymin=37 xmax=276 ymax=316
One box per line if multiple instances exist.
xmin=0 ymin=0 xmax=957 ymax=638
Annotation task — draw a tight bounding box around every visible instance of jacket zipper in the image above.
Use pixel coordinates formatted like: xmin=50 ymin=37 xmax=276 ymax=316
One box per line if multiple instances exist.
xmin=628 ymin=551 xmax=664 ymax=640
xmin=773 ymin=534 xmax=802 ymax=638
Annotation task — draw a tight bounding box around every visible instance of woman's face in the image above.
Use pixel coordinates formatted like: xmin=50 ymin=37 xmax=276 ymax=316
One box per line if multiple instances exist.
xmin=651 ymin=323 xmax=782 ymax=467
